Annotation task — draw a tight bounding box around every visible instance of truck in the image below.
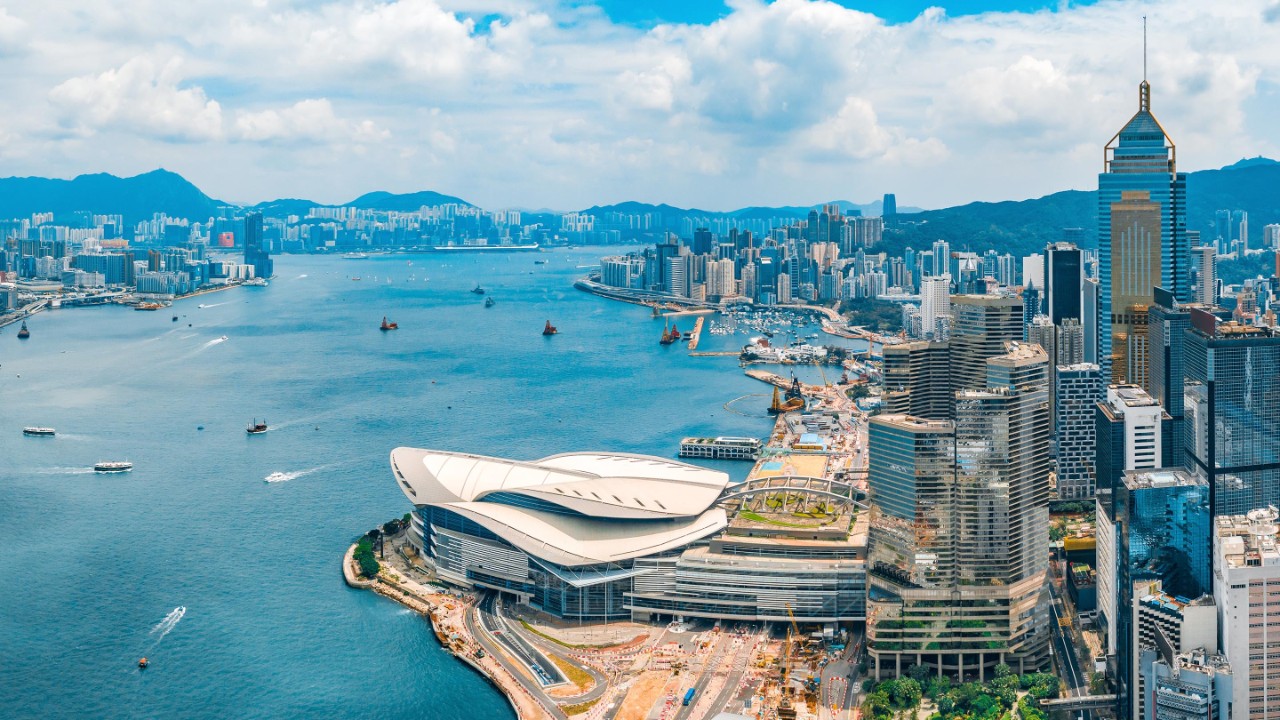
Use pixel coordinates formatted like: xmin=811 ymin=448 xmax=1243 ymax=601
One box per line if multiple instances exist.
xmin=682 ymin=688 xmax=696 ymax=706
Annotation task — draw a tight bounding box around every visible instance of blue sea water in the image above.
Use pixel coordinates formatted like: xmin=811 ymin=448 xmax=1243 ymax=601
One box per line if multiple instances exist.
xmin=0 ymin=249 xmax=860 ymax=719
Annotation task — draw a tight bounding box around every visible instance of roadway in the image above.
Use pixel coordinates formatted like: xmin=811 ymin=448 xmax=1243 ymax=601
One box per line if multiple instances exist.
xmin=464 ymin=593 xmax=566 ymax=719
xmin=1048 ymin=586 xmax=1093 ymax=720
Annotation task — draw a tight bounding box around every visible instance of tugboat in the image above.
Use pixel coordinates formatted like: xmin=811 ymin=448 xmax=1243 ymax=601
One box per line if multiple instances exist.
xmin=246 ymin=419 xmax=268 ymax=435
xmin=23 ymin=427 xmax=56 ymax=436
xmin=542 ymin=320 xmax=558 ymax=336
xmin=659 ymin=322 xmax=680 ymax=345
xmin=484 ymin=297 xmax=495 ymax=308
xmin=380 ymin=316 xmax=399 ymax=331
xmin=17 ymin=321 xmax=30 ymax=339
xmin=471 ymin=284 xmax=486 ymax=295
xmin=94 ymin=460 xmax=133 ymax=473
xmin=138 ymin=657 xmax=149 ymax=669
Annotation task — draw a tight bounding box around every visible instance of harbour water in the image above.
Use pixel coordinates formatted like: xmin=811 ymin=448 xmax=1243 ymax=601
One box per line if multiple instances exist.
xmin=0 ymin=248 xmax=863 ymax=719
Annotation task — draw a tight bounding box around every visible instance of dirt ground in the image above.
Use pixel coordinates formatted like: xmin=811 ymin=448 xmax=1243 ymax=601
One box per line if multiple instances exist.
xmin=615 ymin=670 xmax=675 ymax=720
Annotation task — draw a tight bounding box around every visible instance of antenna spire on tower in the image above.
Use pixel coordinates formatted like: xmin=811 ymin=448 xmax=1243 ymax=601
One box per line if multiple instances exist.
xmin=1143 ymin=15 xmax=1148 ymax=82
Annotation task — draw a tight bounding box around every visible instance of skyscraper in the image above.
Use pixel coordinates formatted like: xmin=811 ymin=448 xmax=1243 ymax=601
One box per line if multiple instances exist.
xmin=243 ymin=212 xmax=273 ymax=280
xmin=1183 ymin=311 xmax=1280 ymax=520
xmin=867 ymin=342 xmax=1051 ymax=678
xmin=950 ymin=294 xmax=1024 ymax=398
xmin=882 ymin=193 xmax=897 ymax=218
xmin=1193 ymin=245 xmax=1216 ymax=306
xmin=1098 ymin=78 xmax=1188 ymax=387
xmin=1055 ymin=364 xmax=1102 ymax=499
xmin=1044 ymin=242 xmax=1083 ymax=325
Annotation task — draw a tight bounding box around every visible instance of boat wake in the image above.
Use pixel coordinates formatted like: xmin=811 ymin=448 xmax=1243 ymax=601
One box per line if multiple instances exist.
xmin=264 ymin=466 xmax=323 ymax=484
xmin=198 ymin=301 xmax=230 ymax=309
xmin=32 ymin=466 xmax=95 ymax=475
xmin=296 ymin=274 xmax=308 ymax=279
xmin=201 ymin=336 xmax=229 ymax=349
xmin=148 ymin=606 xmax=186 ymax=648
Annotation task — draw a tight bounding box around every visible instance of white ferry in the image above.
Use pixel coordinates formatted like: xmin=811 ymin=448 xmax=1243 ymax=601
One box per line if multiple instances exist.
xmin=94 ymin=461 xmax=133 ymax=473
xmin=679 ymin=436 xmax=761 ymax=461
xmin=23 ymin=427 xmax=56 ymax=436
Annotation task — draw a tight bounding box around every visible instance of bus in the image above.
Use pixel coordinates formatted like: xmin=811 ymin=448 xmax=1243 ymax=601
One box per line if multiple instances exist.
xmin=682 ymin=688 xmax=696 ymax=706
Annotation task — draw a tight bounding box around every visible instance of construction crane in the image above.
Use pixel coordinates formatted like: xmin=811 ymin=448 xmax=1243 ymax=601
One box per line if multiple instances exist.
xmin=776 ymin=604 xmax=803 ymax=719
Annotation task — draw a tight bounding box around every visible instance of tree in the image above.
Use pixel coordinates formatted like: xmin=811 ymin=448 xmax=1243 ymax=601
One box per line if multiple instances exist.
xmin=993 ymin=663 xmax=1013 ymax=680
xmin=926 ymin=675 xmax=950 ymax=699
xmin=907 ymin=663 xmax=933 ymax=686
xmin=891 ymin=678 xmax=922 ymax=709
xmin=354 ymin=537 xmax=380 ymax=578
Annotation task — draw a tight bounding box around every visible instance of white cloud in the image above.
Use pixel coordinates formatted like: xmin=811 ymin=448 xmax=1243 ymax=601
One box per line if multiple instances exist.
xmin=48 ymin=56 xmax=223 ymax=142
xmin=233 ymin=99 xmax=388 ymax=144
xmin=0 ymin=0 xmax=1276 ymax=209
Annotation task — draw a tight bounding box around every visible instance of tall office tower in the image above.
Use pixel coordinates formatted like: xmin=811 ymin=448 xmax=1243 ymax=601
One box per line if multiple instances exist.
xmin=775 ymin=272 xmax=792 ymax=304
xmin=1265 ymin=223 xmax=1280 ymax=250
xmin=881 ymin=341 xmax=952 ymax=420
xmin=1027 ymin=315 xmax=1058 ymax=425
xmin=692 ymin=227 xmax=714 ymax=255
xmin=950 ymin=294 xmax=1024 ymax=398
xmin=867 ymin=343 xmax=1051 ymax=679
xmin=882 ymin=193 xmax=897 ymax=218
xmin=1044 ymin=242 xmax=1083 ymax=324
xmin=243 ymin=212 xmax=272 ymax=279
xmin=1095 ymin=384 xmax=1164 ymax=495
xmin=1083 ymin=278 xmax=1101 ymax=364
xmin=1099 ymin=78 xmax=1188 ymax=387
xmin=1214 ymin=507 xmax=1280 ymax=716
xmin=665 ymin=255 xmax=690 ymax=297
xmin=1145 ymin=649 xmax=1232 ymax=720
xmin=1108 ymin=468 xmax=1212 ymax=717
xmin=1183 ymin=310 xmax=1280 ymax=520
xmin=919 ymin=275 xmax=951 ymax=340
xmin=1109 ymin=190 xmax=1163 ymax=386
xmin=1055 ymin=364 xmax=1102 ymax=499
xmin=1148 ymin=288 xmax=1192 ymax=467
xmin=1238 ymin=211 xmax=1248 ymax=254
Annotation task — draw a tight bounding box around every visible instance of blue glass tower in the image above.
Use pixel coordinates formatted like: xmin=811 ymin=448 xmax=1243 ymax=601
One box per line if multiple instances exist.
xmin=1098 ymin=80 xmax=1188 ymax=387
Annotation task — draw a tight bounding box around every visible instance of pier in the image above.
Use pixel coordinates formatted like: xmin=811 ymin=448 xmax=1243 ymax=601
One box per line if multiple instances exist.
xmin=686 ymin=316 xmax=705 ymax=350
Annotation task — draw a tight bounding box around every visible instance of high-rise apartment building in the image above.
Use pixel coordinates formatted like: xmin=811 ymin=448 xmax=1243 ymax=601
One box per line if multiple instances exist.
xmin=1098 ymin=79 xmax=1188 ymax=387
xmin=1215 ymin=507 xmax=1280 ymax=717
xmin=1193 ymin=245 xmax=1216 ymax=306
xmin=919 ymin=275 xmax=951 ymax=341
xmin=867 ymin=343 xmax=1051 ymax=679
xmin=1265 ymin=223 xmax=1280 ymax=250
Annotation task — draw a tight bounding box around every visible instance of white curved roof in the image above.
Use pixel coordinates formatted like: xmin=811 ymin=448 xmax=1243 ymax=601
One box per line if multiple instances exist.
xmin=441 ymin=502 xmax=728 ymax=567
xmin=390 ymin=448 xmax=729 ymax=519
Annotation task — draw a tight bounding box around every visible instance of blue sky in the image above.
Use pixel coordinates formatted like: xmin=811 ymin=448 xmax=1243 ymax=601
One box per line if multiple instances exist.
xmin=0 ymin=0 xmax=1274 ymax=210
xmin=590 ymin=1 xmax=1099 ymax=27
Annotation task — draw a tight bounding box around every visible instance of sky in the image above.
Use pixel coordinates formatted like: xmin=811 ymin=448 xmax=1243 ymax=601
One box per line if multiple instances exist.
xmin=0 ymin=0 xmax=1276 ymax=211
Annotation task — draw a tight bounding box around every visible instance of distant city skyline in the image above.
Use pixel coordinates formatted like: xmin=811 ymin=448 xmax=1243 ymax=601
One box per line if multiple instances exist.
xmin=0 ymin=0 xmax=1276 ymax=210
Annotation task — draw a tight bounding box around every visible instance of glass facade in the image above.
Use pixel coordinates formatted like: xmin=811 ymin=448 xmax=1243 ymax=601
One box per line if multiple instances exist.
xmin=1183 ymin=319 xmax=1280 ymax=519
xmin=1098 ymin=81 xmax=1188 ymax=386
xmin=1112 ymin=469 xmax=1211 ymax=715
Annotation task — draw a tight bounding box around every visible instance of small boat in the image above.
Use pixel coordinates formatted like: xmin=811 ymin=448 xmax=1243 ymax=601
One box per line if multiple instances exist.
xmin=342 ymin=252 xmax=369 ymax=260
xmin=542 ymin=320 xmax=558 ymax=336
xmin=471 ymin=284 xmax=486 ymax=295
xmin=138 ymin=658 xmax=149 ymax=669
xmin=484 ymin=297 xmax=495 ymax=308
xmin=380 ymin=316 xmax=399 ymax=331
xmin=172 ymin=315 xmax=179 ymax=322
xmin=534 ymin=259 xmax=548 ymax=265
xmin=17 ymin=321 xmax=29 ymax=339
xmin=351 ymin=276 xmax=362 ymax=281
xmin=94 ymin=461 xmax=133 ymax=473
xmin=23 ymin=427 xmax=55 ymax=436
xmin=660 ymin=322 xmax=680 ymax=345
xmin=135 ymin=302 xmax=164 ymax=311
xmin=246 ymin=419 xmax=268 ymax=435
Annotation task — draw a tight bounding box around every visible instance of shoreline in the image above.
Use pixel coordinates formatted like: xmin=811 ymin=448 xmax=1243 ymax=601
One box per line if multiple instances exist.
xmin=342 ymin=544 xmax=548 ymax=720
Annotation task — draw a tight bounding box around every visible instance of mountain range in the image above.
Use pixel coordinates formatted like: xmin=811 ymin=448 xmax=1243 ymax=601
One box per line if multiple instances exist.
xmin=1 ymin=161 xmax=1277 ymax=260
